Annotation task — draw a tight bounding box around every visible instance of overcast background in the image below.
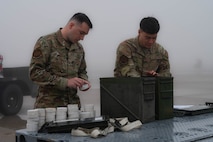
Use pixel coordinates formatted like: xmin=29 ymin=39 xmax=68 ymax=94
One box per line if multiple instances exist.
xmin=1 ymin=2 xmax=213 ymax=141
xmin=1 ymin=0 xmax=213 ymax=90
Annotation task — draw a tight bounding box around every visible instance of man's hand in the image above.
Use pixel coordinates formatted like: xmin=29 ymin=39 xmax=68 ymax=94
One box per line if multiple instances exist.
xmin=146 ymin=70 xmax=158 ymax=76
xmin=67 ymin=77 xmax=91 ymax=90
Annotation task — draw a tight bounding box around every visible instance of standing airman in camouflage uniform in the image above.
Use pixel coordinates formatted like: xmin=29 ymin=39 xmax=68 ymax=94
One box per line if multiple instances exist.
xmin=114 ymin=17 xmax=171 ymax=77
xmin=29 ymin=13 xmax=93 ymax=108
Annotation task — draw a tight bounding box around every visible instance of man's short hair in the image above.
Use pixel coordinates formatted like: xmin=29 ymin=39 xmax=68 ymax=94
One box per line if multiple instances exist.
xmin=140 ymin=17 xmax=160 ymax=34
xmin=70 ymin=12 xmax=93 ymax=29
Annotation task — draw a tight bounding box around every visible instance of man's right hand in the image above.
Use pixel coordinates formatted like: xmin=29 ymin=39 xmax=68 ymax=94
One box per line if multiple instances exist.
xmin=67 ymin=77 xmax=90 ymax=89
xmin=146 ymin=70 xmax=158 ymax=76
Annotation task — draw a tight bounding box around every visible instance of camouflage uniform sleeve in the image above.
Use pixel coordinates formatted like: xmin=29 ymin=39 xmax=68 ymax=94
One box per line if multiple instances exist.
xmin=29 ymin=37 xmax=68 ymax=90
xmin=114 ymin=42 xmax=140 ymax=77
xmin=157 ymin=47 xmax=172 ymax=77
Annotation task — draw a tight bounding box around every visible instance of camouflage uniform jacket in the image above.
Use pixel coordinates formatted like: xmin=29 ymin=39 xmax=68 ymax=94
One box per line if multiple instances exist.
xmin=29 ymin=29 xmax=88 ymax=108
xmin=114 ymin=37 xmax=171 ymax=77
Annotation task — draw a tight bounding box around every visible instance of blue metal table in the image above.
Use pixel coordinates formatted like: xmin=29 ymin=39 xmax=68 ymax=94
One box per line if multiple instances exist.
xmin=16 ymin=113 xmax=213 ymax=142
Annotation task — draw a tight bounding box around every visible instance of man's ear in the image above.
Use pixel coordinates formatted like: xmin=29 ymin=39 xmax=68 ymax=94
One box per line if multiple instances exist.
xmin=138 ymin=29 xmax=143 ymax=34
xmin=68 ymin=21 xmax=75 ymax=29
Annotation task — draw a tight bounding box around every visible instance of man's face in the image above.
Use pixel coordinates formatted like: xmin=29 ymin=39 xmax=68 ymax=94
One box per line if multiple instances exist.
xmin=68 ymin=21 xmax=90 ymax=43
xmin=138 ymin=29 xmax=157 ymax=48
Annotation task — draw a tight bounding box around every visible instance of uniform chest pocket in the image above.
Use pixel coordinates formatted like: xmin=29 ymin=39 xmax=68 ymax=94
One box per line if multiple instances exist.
xmin=49 ymin=51 xmax=68 ymax=74
xmin=149 ymin=55 xmax=162 ymax=63
xmin=68 ymin=52 xmax=83 ymax=67
xmin=132 ymin=53 xmax=143 ymax=65
xmin=150 ymin=55 xmax=162 ymax=60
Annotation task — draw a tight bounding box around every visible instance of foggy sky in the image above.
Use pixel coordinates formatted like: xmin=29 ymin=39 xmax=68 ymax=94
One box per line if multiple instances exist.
xmin=1 ymin=0 xmax=213 ymax=87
